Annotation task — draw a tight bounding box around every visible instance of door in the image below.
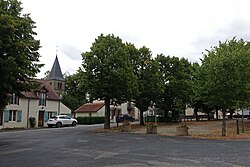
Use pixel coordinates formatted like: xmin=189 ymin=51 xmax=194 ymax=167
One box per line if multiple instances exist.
xmin=0 ymin=112 xmax=3 ymax=126
xmin=38 ymin=111 xmax=45 ymax=127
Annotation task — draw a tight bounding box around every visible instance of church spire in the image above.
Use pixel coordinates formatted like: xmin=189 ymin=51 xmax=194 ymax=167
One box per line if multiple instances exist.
xmin=48 ymin=55 xmax=64 ymax=81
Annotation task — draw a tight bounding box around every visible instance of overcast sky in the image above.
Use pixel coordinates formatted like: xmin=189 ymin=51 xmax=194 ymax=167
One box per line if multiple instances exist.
xmin=21 ymin=0 xmax=250 ymax=78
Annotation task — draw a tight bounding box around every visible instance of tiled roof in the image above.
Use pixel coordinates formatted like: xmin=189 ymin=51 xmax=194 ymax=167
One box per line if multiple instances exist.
xmin=21 ymin=79 xmax=60 ymax=101
xmin=74 ymin=102 xmax=105 ymax=113
xmin=48 ymin=55 xmax=64 ymax=81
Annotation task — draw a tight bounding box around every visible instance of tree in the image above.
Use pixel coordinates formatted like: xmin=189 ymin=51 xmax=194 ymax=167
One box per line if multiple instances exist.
xmin=128 ymin=46 xmax=164 ymax=125
xmin=0 ymin=0 xmax=43 ymax=111
xmin=196 ymin=38 xmax=250 ymax=136
xmin=81 ymin=34 xmax=138 ymax=129
xmin=42 ymin=70 xmax=50 ymax=80
xmin=61 ymin=70 xmax=87 ymax=110
xmin=156 ymin=55 xmax=193 ymax=122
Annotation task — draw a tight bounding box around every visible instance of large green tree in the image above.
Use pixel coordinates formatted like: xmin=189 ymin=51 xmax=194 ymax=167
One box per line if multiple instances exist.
xmin=62 ymin=70 xmax=87 ymax=110
xmin=156 ymin=55 xmax=193 ymax=122
xmin=0 ymin=0 xmax=43 ymax=111
xmin=196 ymin=38 xmax=250 ymax=136
xmin=81 ymin=34 xmax=138 ymax=129
xmin=127 ymin=46 xmax=164 ymax=125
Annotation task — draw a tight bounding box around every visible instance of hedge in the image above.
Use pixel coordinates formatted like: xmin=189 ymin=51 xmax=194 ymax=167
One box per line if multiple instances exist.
xmin=76 ymin=116 xmax=105 ymax=124
xmin=144 ymin=116 xmax=165 ymax=123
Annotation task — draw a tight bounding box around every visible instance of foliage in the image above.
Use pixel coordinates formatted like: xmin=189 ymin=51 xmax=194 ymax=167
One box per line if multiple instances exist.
xmin=129 ymin=46 xmax=164 ymax=125
xmin=29 ymin=117 xmax=36 ymax=128
xmin=42 ymin=70 xmax=50 ymax=80
xmin=156 ymin=55 xmax=193 ymax=122
xmin=76 ymin=116 xmax=105 ymax=124
xmin=61 ymin=70 xmax=87 ymax=110
xmin=81 ymin=34 xmax=138 ymax=129
xmin=196 ymin=38 xmax=250 ymax=110
xmin=0 ymin=0 xmax=43 ymax=111
xmin=195 ymin=37 xmax=250 ymax=136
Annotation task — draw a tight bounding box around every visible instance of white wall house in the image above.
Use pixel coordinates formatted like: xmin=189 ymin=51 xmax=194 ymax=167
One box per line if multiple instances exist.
xmin=74 ymin=102 xmax=105 ymax=118
xmin=0 ymin=80 xmax=71 ymax=129
xmin=74 ymin=101 xmax=139 ymax=122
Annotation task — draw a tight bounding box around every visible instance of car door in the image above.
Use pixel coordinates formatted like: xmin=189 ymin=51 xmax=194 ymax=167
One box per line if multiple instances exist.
xmin=64 ymin=115 xmax=72 ymax=125
xmin=59 ymin=116 xmax=67 ymax=125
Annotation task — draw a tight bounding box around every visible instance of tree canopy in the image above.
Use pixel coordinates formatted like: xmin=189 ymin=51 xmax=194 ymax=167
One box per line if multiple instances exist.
xmin=195 ymin=37 xmax=250 ymax=135
xmin=156 ymin=54 xmax=193 ymax=122
xmin=62 ymin=70 xmax=87 ymax=110
xmin=81 ymin=34 xmax=138 ymax=129
xmin=0 ymin=0 xmax=43 ymax=111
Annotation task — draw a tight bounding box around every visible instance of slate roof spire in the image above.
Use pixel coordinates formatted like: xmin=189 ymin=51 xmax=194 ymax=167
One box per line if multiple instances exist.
xmin=48 ymin=55 xmax=64 ymax=81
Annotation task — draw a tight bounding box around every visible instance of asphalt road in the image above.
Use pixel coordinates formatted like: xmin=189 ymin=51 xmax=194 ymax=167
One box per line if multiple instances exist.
xmin=0 ymin=124 xmax=249 ymax=167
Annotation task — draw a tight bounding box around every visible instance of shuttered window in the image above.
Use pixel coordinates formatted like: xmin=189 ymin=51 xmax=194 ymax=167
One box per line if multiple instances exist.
xmin=17 ymin=110 xmax=22 ymax=122
xmin=4 ymin=110 xmax=9 ymax=123
xmin=4 ymin=110 xmax=21 ymax=122
xmin=44 ymin=111 xmax=57 ymax=122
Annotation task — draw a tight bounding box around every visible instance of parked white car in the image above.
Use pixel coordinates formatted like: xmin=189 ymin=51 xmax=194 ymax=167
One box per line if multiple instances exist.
xmin=47 ymin=115 xmax=77 ymax=128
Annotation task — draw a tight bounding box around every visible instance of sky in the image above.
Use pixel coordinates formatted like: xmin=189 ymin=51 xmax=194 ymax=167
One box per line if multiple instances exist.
xmin=21 ymin=0 xmax=250 ymax=78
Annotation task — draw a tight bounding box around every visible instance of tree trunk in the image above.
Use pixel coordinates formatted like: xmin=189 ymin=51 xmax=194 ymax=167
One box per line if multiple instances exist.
xmin=207 ymin=112 xmax=210 ymax=121
xmin=104 ymin=97 xmax=110 ymax=129
xmin=140 ymin=110 xmax=144 ymax=125
xmin=216 ymin=109 xmax=219 ymax=120
xmin=228 ymin=109 xmax=233 ymax=119
xmin=194 ymin=107 xmax=199 ymax=121
xmin=241 ymin=109 xmax=244 ymax=133
xmin=222 ymin=108 xmax=226 ymax=136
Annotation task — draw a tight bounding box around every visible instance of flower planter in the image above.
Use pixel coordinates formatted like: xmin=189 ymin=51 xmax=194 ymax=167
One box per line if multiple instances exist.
xmin=176 ymin=126 xmax=189 ymax=136
xmin=146 ymin=124 xmax=157 ymax=134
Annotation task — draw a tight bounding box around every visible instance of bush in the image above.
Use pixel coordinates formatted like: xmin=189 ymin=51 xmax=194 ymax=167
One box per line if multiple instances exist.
xmin=76 ymin=116 xmax=105 ymax=124
xmin=144 ymin=116 xmax=164 ymax=123
xmin=29 ymin=117 xmax=36 ymax=128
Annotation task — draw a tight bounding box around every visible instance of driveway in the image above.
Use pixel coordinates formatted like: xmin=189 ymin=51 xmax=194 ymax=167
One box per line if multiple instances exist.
xmin=0 ymin=124 xmax=249 ymax=167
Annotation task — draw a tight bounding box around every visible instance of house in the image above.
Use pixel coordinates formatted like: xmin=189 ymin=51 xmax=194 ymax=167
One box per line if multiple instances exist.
xmin=74 ymin=102 xmax=105 ymax=118
xmin=74 ymin=101 xmax=140 ymax=122
xmin=0 ymin=56 xmax=71 ymax=129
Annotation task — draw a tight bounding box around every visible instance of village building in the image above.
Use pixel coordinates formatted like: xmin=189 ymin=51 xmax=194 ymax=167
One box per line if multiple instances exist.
xmin=0 ymin=56 xmax=71 ymax=129
xmin=74 ymin=100 xmax=139 ymax=122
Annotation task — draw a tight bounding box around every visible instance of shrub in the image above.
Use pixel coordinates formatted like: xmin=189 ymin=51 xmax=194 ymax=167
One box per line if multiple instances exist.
xmin=29 ymin=117 xmax=36 ymax=128
xmin=144 ymin=116 xmax=164 ymax=123
xmin=76 ymin=116 xmax=105 ymax=124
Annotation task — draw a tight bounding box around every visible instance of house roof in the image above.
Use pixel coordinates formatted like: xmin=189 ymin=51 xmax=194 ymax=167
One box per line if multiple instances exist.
xmin=21 ymin=79 xmax=60 ymax=101
xmin=48 ymin=55 xmax=64 ymax=81
xmin=74 ymin=102 xmax=105 ymax=113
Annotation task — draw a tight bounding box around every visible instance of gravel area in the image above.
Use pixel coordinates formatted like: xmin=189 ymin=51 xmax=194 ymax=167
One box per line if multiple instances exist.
xmin=128 ymin=119 xmax=250 ymax=140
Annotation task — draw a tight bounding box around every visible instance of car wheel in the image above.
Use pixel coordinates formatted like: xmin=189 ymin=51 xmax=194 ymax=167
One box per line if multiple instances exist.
xmin=72 ymin=121 xmax=77 ymax=127
xmin=56 ymin=122 xmax=62 ymax=128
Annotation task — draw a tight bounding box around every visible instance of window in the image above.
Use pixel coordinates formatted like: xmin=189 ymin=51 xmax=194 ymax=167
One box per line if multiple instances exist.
xmin=44 ymin=111 xmax=57 ymax=122
xmin=39 ymin=92 xmax=46 ymax=106
xmin=65 ymin=116 xmax=71 ymax=119
xmin=58 ymin=82 xmax=62 ymax=90
xmin=10 ymin=93 xmax=19 ymax=105
xmin=4 ymin=110 xmax=22 ymax=123
xmin=59 ymin=116 xmax=65 ymax=119
xmin=9 ymin=110 xmax=16 ymax=121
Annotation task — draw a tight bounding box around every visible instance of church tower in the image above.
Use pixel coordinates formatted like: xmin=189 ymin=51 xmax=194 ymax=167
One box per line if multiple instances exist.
xmin=48 ymin=55 xmax=65 ymax=97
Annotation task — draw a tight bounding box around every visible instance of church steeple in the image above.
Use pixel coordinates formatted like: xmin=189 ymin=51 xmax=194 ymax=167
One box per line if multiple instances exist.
xmin=48 ymin=55 xmax=64 ymax=81
xmin=48 ymin=55 xmax=65 ymax=96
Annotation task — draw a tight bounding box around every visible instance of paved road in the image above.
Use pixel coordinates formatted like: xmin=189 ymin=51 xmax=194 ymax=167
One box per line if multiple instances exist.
xmin=0 ymin=124 xmax=249 ymax=167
